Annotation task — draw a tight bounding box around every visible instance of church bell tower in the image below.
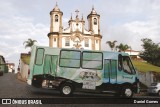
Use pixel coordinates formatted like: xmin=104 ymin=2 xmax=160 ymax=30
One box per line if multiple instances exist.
xmin=87 ymin=6 xmax=100 ymax=35
xmin=48 ymin=3 xmax=63 ymax=47
xmin=50 ymin=3 xmax=63 ymax=32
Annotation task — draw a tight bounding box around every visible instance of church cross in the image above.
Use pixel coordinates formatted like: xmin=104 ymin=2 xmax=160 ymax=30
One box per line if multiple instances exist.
xmin=75 ymin=9 xmax=79 ymax=17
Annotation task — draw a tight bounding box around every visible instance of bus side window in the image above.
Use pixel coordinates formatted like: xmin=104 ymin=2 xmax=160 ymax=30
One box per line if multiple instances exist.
xmin=118 ymin=54 xmax=123 ymax=71
xmin=35 ymin=48 xmax=44 ymax=65
xmin=82 ymin=51 xmax=103 ymax=70
xmin=59 ymin=50 xmax=81 ymax=68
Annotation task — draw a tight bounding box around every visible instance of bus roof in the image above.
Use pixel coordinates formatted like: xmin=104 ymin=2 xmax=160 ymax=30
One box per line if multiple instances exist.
xmin=32 ymin=45 xmax=129 ymax=56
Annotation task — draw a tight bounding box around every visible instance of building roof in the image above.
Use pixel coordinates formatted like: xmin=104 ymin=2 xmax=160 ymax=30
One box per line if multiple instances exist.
xmin=6 ymin=63 xmax=15 ymax=66
xmin=125 ymin=50 xmax=140 ymax=52
xmin=125 ymin=50 xmax=140 ymax=56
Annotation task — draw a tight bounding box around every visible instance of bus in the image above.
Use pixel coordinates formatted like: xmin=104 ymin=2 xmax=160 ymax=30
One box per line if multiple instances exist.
xmin=27 ymin=45 xmax=140 ymax=98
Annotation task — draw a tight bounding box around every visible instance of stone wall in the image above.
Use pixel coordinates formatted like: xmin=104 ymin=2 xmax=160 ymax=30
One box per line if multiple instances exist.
xmin=138 ymin=71 xmax=156 ymax=87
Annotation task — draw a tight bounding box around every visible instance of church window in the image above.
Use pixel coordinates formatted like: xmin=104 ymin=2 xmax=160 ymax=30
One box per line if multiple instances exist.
xmin=85 ymin=39 xmax=89 ymax=47
xmin=55 ymin=15 xmax=58 ymax=22
xmin=65 ymin=38 xmax=70 ymax=46
xmin=94 ymin=18 xmax=97 ymax=25
xmin=54 ymin=38 xmax=56 ymax=42
xmin=96 ymin=40 xmax=98 ymax=44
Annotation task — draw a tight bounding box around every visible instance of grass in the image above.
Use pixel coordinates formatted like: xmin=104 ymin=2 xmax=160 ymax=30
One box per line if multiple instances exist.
xmin=132 ymin=60 xmax=160 ymax=73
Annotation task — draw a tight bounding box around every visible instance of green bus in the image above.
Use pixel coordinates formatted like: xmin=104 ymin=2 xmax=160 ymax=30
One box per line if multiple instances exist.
xmin=27 ymin=45 xmax=140 ymax=98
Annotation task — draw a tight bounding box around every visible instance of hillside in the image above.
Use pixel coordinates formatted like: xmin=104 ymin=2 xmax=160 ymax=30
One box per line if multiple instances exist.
xmin=132 ymin=60 xmax=160 ymax=73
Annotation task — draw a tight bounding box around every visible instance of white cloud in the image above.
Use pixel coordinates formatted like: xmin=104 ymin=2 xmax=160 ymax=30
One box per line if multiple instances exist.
xmin=1 ymin=0 xmax=160 ymax=71
xmin=101 ymin=0 xmax=160 ymax=51
xmin=0 ymin=15 xmax=49 ymax=70
xmin=0 ymin=1 xmax=50 ymax=71
xmin=102 ymin=14 xmax=160 ymax=51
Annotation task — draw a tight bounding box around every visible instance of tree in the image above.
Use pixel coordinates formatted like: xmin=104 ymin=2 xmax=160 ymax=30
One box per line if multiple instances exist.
xmin=140 ymin=38 xmax=160 ymax=66
xmin=23 ymin=38 xmax=37 ymax=50
xmin=116 ymin=43 xmax=130 ymax=52
xmin=106 ymin=40 xmax=117 ymax=51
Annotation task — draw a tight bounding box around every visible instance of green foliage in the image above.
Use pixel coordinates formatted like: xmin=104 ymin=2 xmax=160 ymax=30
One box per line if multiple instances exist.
xmin=140 ymin=38 xmax=160 ymax=67
xmin=23 ymin=38 xmax=37 ymax=49
xmin=116 ymin=43 xmax=131 ymax=52
xmin=106 ymin=40 xmax=117 ymax=51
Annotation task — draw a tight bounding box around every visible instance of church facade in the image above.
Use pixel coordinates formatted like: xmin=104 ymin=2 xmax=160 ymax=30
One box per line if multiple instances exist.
xmin=47 ymin=4 xmax=102 ymax=50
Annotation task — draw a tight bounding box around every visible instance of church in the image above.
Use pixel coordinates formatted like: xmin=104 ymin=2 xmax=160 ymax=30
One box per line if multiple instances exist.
xmin=47 ymin=3 xmax=102 ymax=50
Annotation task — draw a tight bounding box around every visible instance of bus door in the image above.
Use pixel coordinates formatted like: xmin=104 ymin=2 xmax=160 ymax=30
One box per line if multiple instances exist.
xmin=33 ymin=48 xmax=45 ymax=75
xmin=44 ymin=55 xmax=58 ymax=76
xmin=104 ymin=59 xmax=117 ymax=84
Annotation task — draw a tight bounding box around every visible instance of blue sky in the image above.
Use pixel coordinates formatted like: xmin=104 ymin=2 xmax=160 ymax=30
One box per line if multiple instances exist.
xmin=0 ymin=0 xmax=160 ymax=70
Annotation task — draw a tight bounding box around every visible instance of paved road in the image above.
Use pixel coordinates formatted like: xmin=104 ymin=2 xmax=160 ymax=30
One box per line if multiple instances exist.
xmin=0 ymin=73 xmax=28 ymax=98
xmin=0 ymin=73 xmax=160 ymax=107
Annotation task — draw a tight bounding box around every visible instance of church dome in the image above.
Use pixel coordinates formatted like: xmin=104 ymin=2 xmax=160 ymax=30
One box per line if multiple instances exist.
xmin=90 ymin=7 xmax=97 ymax=14
xmin=53 ymin=3 xmax=60 ymax=12
xmin=87 ymin=6 xmax=99 ymax=19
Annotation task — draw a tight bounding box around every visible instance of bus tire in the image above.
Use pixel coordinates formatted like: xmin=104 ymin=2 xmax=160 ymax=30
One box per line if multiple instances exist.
xmin=60 ymin=83 xmax=74 ymax=96
xmin=122 ymin=86 xmax=133 ymax=98
xmin=114 ymin=93 xmax=121 ymax=98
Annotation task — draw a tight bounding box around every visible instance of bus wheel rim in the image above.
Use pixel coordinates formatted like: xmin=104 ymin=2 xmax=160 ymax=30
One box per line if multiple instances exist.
xmin=63 ymin=86 xmax=71 ymax=95
xmin=125 ymin=89 xmax=132 ymax=97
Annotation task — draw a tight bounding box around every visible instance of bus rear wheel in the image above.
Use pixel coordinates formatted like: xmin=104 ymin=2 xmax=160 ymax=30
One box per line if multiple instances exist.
xmin=60 ymin=83 xmax=74 ymax=96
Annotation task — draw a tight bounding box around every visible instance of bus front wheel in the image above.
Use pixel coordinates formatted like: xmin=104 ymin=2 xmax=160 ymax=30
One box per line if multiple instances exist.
xmin=122 ymin=86 xmax=133 ymax=98
xmin=60 ymin=83 xmax=74 ymax=96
